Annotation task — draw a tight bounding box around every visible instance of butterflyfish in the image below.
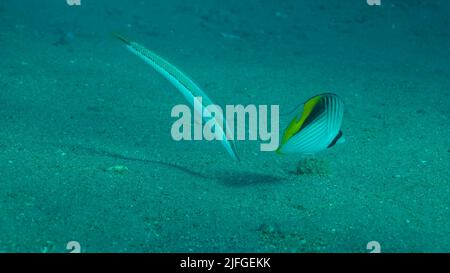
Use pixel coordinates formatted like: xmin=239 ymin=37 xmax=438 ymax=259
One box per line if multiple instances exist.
xmin=277 ymin=93 xmax=344 ymax=155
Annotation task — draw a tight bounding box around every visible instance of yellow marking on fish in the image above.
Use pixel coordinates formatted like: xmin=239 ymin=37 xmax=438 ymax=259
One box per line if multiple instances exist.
xmin=277 ymin=95 xmax=322 ymax=152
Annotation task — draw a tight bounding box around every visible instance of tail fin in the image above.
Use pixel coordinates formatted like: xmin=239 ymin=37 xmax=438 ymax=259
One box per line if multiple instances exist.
xmin=111 ymin=32 xmax=132 ymax=45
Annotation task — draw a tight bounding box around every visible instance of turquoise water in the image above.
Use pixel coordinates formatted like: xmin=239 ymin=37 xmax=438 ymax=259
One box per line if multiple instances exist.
xmin=0 ymin=0 xmax=449 ymax=252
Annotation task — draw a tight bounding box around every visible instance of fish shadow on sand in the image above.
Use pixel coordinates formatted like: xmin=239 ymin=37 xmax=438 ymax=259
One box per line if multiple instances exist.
xmin=214 ymin=171 xmax=284 ymax=187
xmin=51 ymin=143 xmax=210 ymax=180
xmin=50 ymin=143 xmax=285 ymax=186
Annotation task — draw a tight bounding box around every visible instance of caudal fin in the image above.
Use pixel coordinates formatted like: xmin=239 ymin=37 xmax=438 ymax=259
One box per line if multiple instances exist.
xmin=111 ymin=32 xmax=132 ymax=45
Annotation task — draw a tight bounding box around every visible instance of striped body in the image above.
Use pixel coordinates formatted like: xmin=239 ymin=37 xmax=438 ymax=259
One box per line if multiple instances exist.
xmin=277 ymin=93 xmax=344 ymax=155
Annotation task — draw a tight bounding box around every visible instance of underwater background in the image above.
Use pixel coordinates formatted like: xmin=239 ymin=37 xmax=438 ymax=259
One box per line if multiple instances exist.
xmin=0 ymin=0 xmax=449 ymax=252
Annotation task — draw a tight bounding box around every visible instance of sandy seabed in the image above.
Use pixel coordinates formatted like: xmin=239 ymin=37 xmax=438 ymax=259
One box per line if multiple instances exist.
xmin=0 ymin=0 xmax=449 ymax=252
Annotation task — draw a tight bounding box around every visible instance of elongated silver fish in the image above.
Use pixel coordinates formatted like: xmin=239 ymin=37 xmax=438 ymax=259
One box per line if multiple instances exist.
xmin=114 ymin=33 xmax=239 ymax=161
